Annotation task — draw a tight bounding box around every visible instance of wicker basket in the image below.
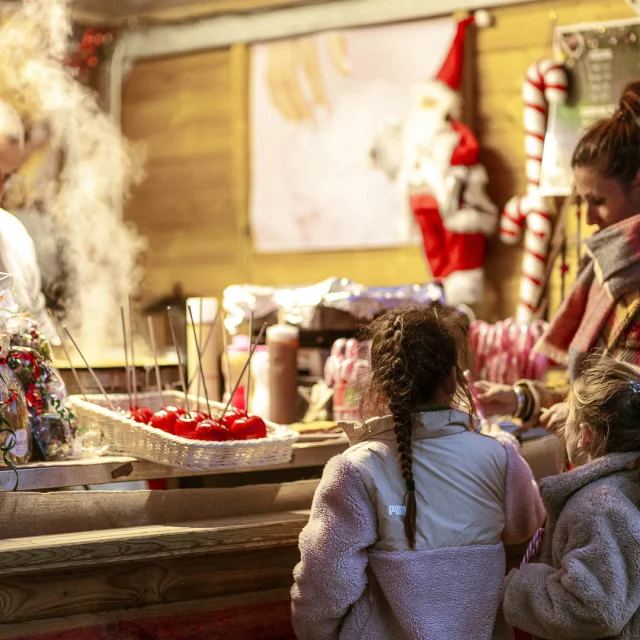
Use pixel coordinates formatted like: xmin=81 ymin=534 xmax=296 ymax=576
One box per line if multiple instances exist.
xmin=68 ymin=391 xmax=299 ymax=471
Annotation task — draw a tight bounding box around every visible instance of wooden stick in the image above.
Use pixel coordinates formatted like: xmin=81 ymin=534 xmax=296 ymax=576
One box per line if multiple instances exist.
xmin=167 ymin=306 xmax=190 ymax=414
xmin=63 ymin=326 xmax=115 ymax=411
xmin=129 ymin=296 xmax=137 ymax=409
xmin=221 ymin=313 xmax=232 ymax=403
xmin=120 ymin=307 xmax=133 ymax=410
xmin=246 ymin=311 xmax=254 ymax=415
xmin=147 ymin=315 xmax=162 ymax=400
xmin=186 ymin=306 xmax=220 ymax=390
xmin=188 ymin=305 xmax=211 ymax=416
xmin=196 ymin=298 xmax=204 ymax=411
xmin=48 ymin=310 xmax=87 ymax=401
xmin=221 ymin=322 xmax=267 ymax=418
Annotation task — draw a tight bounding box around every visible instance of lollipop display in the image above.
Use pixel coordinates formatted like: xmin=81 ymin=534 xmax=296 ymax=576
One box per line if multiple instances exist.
xmin=469 ymin=318 xmax=550 ymax=384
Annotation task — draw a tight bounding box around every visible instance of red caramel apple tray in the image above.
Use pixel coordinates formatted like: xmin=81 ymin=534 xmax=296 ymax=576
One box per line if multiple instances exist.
xmin=69 ymin=391 xmax=299 ymax=471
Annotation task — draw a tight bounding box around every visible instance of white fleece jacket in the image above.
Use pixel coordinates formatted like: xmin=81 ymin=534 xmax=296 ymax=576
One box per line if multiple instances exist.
xmin=291 ymin=408 xmax=545 ymax=640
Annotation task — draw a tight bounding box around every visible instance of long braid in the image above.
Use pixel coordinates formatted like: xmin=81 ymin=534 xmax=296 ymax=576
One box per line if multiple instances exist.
xmin=392 ymin=405 xmax=417 ymax=547
xmin=383 ymin=315 xmax=418 ymax=548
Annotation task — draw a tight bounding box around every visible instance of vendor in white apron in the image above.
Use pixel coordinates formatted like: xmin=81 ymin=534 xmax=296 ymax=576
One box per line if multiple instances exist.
xmin=0 ymin=100 xmax=58 ymax=345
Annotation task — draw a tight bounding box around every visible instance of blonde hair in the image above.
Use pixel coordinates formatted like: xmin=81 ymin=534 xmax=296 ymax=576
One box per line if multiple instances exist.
xmin=567 ymin=354 xmax=640 ymax=463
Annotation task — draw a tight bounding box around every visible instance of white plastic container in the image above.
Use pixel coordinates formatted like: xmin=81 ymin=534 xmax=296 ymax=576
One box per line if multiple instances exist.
xmin=250 ymin=346 xmax=270 ymax=419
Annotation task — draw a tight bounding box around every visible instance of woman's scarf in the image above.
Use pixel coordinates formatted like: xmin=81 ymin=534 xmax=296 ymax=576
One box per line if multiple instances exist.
xmin=536 ymin=213 xmax=640 ymax=381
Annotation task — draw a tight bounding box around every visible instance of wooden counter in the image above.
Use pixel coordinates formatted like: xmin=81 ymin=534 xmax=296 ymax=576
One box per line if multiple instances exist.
xmin=0 ymin=432 xmax=557 ymax=491
xmin=0 ymin=481 xmax=314 ymax=639
xmin=0 ymin=438 xmax=348 ymax=491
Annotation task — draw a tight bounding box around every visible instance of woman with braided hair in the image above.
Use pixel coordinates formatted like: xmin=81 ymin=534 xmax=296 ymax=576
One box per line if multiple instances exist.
xmin=291 ymin=303 xmax=545 ymax=640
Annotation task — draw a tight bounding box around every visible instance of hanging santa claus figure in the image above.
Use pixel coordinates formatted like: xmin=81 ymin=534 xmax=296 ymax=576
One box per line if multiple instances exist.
xmin=371 ymin=13 xmax=497 ymax=306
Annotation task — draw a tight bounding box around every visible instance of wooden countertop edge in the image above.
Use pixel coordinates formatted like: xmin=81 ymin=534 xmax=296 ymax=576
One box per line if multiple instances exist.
xmin=0 ymin=438 xmax=350 ymax=491
xmin=0 ymin=510 xmax=311 ymax=576
xmin=0 ymin=587 xmax=294 ymax=639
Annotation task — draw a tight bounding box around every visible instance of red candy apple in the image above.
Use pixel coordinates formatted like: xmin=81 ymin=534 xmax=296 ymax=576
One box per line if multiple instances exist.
xmin=221 ymin=408 xmax=246 ymax=429
xmin=195 ymin=418 xmax=230 ymax=441
xmin=137 ymin=407 xmax=154 ymax=423
xmin=174 ymin=414 xmax=199 ymax=439
xmin=229 ymin=415 xmax=267 ymax=440
xmin=188 ymin=411 xmax=207 ymax=424
xmin=149 ymin=409 xmax=177 ymax=434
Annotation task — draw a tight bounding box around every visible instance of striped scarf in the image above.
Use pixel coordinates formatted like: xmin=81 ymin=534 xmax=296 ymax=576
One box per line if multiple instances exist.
xmin=536 ymin=213 xmax=640 ymax=382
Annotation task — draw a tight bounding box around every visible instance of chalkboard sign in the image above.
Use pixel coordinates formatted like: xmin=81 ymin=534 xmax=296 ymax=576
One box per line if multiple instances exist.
xmin=540 ymin=17 xmax=640 ymax=196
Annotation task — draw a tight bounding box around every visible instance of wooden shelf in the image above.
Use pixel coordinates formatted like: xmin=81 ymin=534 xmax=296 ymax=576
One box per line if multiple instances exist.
xmin=0 ymin=438 xmax=348 ymax=491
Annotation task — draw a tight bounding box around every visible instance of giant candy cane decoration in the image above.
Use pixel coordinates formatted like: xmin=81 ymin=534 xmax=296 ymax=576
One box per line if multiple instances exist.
xmin=500 ymin=60 xmax=568 ymax=324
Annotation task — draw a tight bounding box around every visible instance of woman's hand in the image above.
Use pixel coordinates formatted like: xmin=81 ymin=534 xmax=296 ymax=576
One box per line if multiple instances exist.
xmin=475 ymin=381 xmax=517 ymax=417
xmin=539 ymin=402 xmax=569 ymax=433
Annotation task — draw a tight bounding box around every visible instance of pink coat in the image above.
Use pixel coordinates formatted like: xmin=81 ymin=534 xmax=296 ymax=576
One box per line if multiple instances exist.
xmin=291 ymin=410 xmax=545 ymax=640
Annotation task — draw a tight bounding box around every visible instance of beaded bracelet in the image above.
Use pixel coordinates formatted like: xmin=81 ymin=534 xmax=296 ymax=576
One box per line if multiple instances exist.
xmin=515 ymin=379 xmax=542 ymax=426
xmin=514 ymin=385 xmax=526 ymax=418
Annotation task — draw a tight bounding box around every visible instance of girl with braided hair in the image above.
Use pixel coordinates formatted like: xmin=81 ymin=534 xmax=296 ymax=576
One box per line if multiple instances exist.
xmin=292 ymin=303 xmax=545 ymax=640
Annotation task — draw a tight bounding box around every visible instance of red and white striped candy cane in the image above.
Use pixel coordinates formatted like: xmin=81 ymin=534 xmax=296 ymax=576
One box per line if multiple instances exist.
xmin=500 ymin=60 xmax=568 ymax=324
xmin=520 ymin=526 xmax=545 ymax=568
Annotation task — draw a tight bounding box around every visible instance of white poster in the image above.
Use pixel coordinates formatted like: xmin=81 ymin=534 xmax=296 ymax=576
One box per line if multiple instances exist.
xmin=250 ymin=19 xmax=456 ymax=253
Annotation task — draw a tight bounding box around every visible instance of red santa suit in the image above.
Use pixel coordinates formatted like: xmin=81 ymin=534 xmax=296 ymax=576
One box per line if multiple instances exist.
xmin=411 ymin=120 xmax=483 ymax=279
xmin=372 ymin=16 xmax=497 ymax=306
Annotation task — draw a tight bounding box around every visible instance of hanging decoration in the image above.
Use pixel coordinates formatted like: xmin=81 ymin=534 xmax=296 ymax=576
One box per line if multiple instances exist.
xmin=371 ymin=12 xmax=498 ymax=307
xmin=499 ymin=59 xmax=569 ymax=324
xmin=65 ymin=27 xmax=113 ymax=76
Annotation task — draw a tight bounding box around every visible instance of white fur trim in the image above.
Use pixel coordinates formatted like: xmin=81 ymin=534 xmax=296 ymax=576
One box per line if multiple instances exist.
xmin=474 ymin=9 xmax=493 ymax=28
xmin=443 ymin=267 xmax=484 ymax=306
xmin=444 ymin=208 xmax=497 ymax=235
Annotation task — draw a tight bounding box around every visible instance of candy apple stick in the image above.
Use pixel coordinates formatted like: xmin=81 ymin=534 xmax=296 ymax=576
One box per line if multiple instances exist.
xmin=63 ymin=326 xmax=115 ymax=411
xmin=188 ymin=305 xmax=211 ymax=416
xmin=221 ymin=322 xmax=267 ymax=418
xmin=120 ymin=307 xmax=133 ymax=410
xmin=147 ymin=315 xmax=163 ymax=400
xmin=167 ymin=307 xmax=190 ymax=414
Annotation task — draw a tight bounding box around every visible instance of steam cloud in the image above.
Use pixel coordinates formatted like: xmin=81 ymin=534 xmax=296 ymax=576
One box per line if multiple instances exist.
xmin=0 ymin=0 xmax=146 ymax=358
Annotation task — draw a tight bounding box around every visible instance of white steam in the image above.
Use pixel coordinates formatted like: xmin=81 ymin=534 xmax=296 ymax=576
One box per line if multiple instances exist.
xmin=0 ymin=0 xmax=146 ymax=358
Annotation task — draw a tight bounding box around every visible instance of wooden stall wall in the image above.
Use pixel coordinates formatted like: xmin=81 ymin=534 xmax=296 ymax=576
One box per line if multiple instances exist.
xmin=122 ymin=0 xmax=637 ymax=320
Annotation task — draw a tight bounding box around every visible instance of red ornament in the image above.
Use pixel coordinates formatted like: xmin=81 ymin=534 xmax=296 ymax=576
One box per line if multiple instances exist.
xmin=561 ymin=263 xmax=570 ymax=274
xmin=88 ymin=56 xmax=99 ymax=69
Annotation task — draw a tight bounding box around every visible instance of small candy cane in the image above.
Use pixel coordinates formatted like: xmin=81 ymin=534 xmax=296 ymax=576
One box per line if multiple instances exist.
xmin=520 ymin=527 xmax=545 ymax=568
xmin=463 ymin=369 xmax=489 ymax=431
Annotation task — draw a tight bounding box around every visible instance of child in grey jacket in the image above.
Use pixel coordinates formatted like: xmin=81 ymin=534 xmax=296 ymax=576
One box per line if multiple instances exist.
xmin=292 ymin=304 xmax=545 ymax=640
xmin=503 ymin=355 xmax=640 ymax=639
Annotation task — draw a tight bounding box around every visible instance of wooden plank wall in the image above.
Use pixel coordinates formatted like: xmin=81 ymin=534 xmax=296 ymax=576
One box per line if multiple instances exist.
xmin=121 ymin=0 xmax=637 ymax=320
